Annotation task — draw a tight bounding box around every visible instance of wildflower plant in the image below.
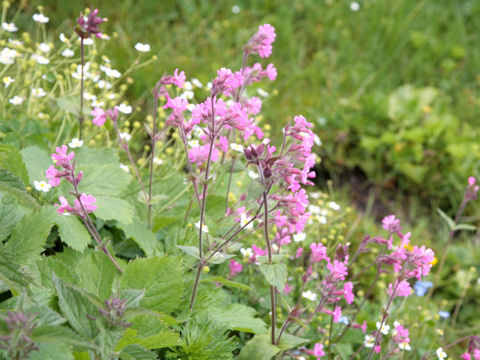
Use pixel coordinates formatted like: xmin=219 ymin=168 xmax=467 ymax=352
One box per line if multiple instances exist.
xmin=0 ymin=2 xmax=479 ymax=360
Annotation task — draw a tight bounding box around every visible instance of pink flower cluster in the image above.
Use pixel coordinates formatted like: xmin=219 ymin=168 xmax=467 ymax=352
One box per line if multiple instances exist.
xmin=91 ymin=107 xmax=118 ymax=127
xmin=306 ymin=343 xmax=325 ymax=359
xmin=245 ymin=24 xmax=277 ymax=58
xmin=45 ymin=145 xmax=97 ymax=217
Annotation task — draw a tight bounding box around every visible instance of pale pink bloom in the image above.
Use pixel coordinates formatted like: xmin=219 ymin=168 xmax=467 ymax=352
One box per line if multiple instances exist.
xmin=173 ymin=69 xmax=186 ymax=88
xmin=295 ymin=247 xmax=303 ymax=258
xmin=468 ymin=176 xmax=476 ymax=186
xmin=343 ymin=281 xmax=354 ymax=304
xmin=74 ymin=193 xmax=97 ymax=213
xmin=382 ymin=214 xmax=402 ymax=234
xmin=388 ymin=280 xmax=412 ymax=297
xmin=327 ymin=260 xmax=348 ymax=281
xmin=310 ymin=242 xmax=328 ymax=263
xmin=332 ymin=306 xmax=342 ymax=323
xmin=245 ymin=96 xmax=262 ymax=115
xmin=252 ymin=244 xmax=266 ymax=257
xmin=55 ymin=196 xmax=73 ymax=215
xmin=283 ymin=282 xmax=293 ymax=295
xmin=228 ymin=259 xmax=243 ymax=277
xmin=265 ymin=63 xmax=277 ymax=80
xmin=374 ymin=345 xmax=381 ymax=354
xmin=91 ymin=107 xmax=107 ymax=126
xmin=474 ymin=348 xmax=480 ymax=360
xmin=462 ymin=353 xmax=471 ymax=360
xmin=247 ymin=24 xmax=276 ymax=58
xmin=307 ymin=343 xmax=325 ymax=359
xmin=51 ymin=145 xmax=74 ymax=165
xmin=46 ymin=165 xmax=61 ymax=187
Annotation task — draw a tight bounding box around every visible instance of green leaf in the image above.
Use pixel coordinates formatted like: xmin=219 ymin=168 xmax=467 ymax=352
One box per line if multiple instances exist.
xmin=207 ymin=251 xmax=236 ymax=264
xmin=176 ymin=245 xmax=200 ymax=259
xmin=152 ymin=216 xmax=178 ymax=232
xmin=116 ymin=328 xmax=179 ymax=350
xmin=52 ymin=273 xmax=99 ymax=339
xmin=78 ymin=164 xmax=131 ymax=197
xmin=276 ymin=331 xmax=308 ymax=350
xmin=4 ymin=207 xmax=56 ymax=265
xmin=201 ymin=276 xmax=251 ymax=291
xmin=238 ymin=334 xmax=280 ymax=360
xmin=55 ymin=214 xmax=92 ymax=252
xmin=208 ymin=304 xmax=267 ymax=334
xmin=119 ymin=344 xmax=156 ymax=360
xmin=437 ymin=208 xmax=455 ymax=230
xmin=0 ymin=169 xmax=37 ymax=208
xmin=32 ymin=325 xmax=96 ymax=350
xmin=259 ymin=263 xmax=287 ymax=292
xmin=453 ymin=223 xmax=477 ymax=231
xmin=56 ymin=95 xmax=89 ymax=117
xmin=28 ymin=342 xmax=74 ymax=360
xmin=0 ymin=249 xmax=32 ymax=292
xmin=122 ymin=221 xmax=161 ymax=256
xmin=0 ymin=198 xmax=23 ymax=241
xmin=76 ymin=251 xmax=118 ymax=300
xmin=119 ymin=257 xmax=184 ymax=314
xmin=245 ymin=180 xmax=264 ymax=203
xmin=95 ymin=196 xmax=134 ymax=224
xmin=21 ymin=146 xmax=52 ymax=184
xmin=0 ymin=144 xmax=29 ymax=185
xmin=75 ymin=147 xmax=119 ymax=165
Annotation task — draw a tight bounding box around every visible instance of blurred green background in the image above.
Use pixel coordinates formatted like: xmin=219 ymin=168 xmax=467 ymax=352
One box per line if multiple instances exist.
xmin=22 ymin=0 xmax=480 ymax=212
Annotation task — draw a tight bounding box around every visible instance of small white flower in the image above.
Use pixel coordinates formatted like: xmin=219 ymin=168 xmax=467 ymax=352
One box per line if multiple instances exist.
xmin=31 ymin=88 xmax=47 ymax=97
xmin=188 ymin=139 xmax=200 ymax=148
xmin=230 ymin=143 xmax=244 ymax=153
xmin=68 ymin=138 xmax=83 ymax=148
xmin=302 ymin=290 xmax=317 ymax=301
xmin=103 ymin=67 xmax=121 ymax=78
xmin=376 ymin=321 xmax=390 ymax=335
xmin=31 ymin=54 xmax=49 ymax=64
xmin=134 ymin=42 xmax=151 ymax=52
xmin=3 ymin=77 xmax=15 ymax=88
xmin=153 ymin=157 xmax=163 ymax=165
xmin=240 ymin=248 xmax=253 ymax=259
xmin=2 ymin=22 xmax=18 ymax=32
xmin=308 ymin=204 xmax=321 ymax=215
xmin=83 ymin=92 xmax=96 ymax=101
xmin=9 ymin=95 xmax=24 ymax=105
xmin=364 ymin=335 xmax=375 ymax=348
xmin=33 ymin=180 xmax=51 ymax=192
xmin=97 ymin=80 xmax=112 ymax=89
xmin=207 ymin=82 xmax=212 ymax=90
xmin=272 ymin=244 xmax=279 ymax=252
xmin=328 ymin=201 xmax=340 ymax=211
xmin=120 ymin=164 xmax=130 ymax=173
xmin=248 ymin=170 xmax=259 ymax=179
xmin=117 ymin=104 xmax=132 ymax=114
xmin=191 ymin=78 xmax=203 ymax=88
xmin=99 ymin=33 xmax=110 ymax=40
xmin=83 ymin=38 xmax=94 ymax=45
xmin=184 ymin=81 xmax=193 ymax=90
xmin=91 ymin=99 xmax=105 ymax=108
xmin=195 ymin=221 xmax=209 ymax=233
xmin=8 ymin=39 xmax=23 ymax=46
xmin=231 ymin=5 xmax=241 ymax=14
xmin=61 ymin=48 xmax=74 ymax=57
xmin=0 ymin=47 xmax=18 ymax=64
xmin=33 ymin=13 xmax=49 ymax=23
xmin=257 ymin=88 xmax=269 ymax=97
xmin=59 ymin=33 xmax=68 ymax=43
xmin=436 ymin=347 xmax=447 ymax=360
xmin=37 ymin=42 xmax=51 ymax=53
xmin=240 ymin=213 xmax=253 ymax=229
xmin=310 ymin=192 xmax=321 ymax=199
xmin=314 ymin=134 xmax=322 ymax=146
xmin=181 ymin=90 xmax=194 ymax=100
xmin=293 ymin=232 xmax=306 ymax=242
xmin=318 ymin=216 xmax=327 ymax=224
xmin=119 ymin=132 xmax=131 ymax=141
xmin=187 ymin=103 xmax=195 ymax=112
xmin=398 ymin=341 xmax=411 ymax=351
xmin=350 ymin=2 xmax=360 ymax=11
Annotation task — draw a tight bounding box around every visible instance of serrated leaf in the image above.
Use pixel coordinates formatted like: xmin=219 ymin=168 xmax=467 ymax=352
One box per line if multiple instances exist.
xmin=76 ymin=251 xmax=118 ymax=300
xmin=238 ymin=334 xmax=280 ymax=360
xmin=259 ymin=263 xmax=287 ymax=292
xmin=0 ymin=250 xmax=32 ymax=292
xmin=116 ymin=328 xmax=179 ymax=350
xmin=208 ymin=304 xmax=267 ymax=334
xmin=437 ymin=208 xmax=455 ymax=230
xmin=120 ymin=289 xmax=145 ymax=308
xmin=0 ymin=169 xmax=38 ymax=208
xmin=122 ymin=221 xmax=161 ymax=256
xmin=119 ymin=257 xmax=184 ymax=314
xmin=276 ymin=331 xmax=308 ymax=350
xmin=152 ymin=216 xmax=177 ymax=232
xmin=52 ymin=273 xmax=99 ymax=339
xmin=95 ymin=196 xmax=134 ymax=224
xmin=119 ymin=344 xmax=156 ymax=360
xmin=201 ymin=276 xmax=251 ymax=291
xmin=21 ymin=146 xmax=52 ymax=184
xmin=0 ymin=199 xmax=22 ymax=241
xmin=32 ymin=325 xmax=96 ymax=351
xmin=4 ymin=207 xmax=56 ymax=265
xmin=0 ymin=144 xmax=29 ymax=185
xmin=78 ymin=164 xmax=131 ymax=197
xmin=28 ymin=342 xmax=75 ymax=360
xmin=453 ymin=223 xmax=476 ymax=231
xmin=176 ymin=245 xmax=200 ymax=259
xmin=55 ymin=214 xmax=92 ymax=251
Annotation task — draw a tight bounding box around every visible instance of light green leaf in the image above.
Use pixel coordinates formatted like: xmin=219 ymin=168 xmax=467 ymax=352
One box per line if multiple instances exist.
xmin=95 ymin=196 xmax=134 ymax=224
xmin=78 ymin=164 xmax=131 ymax=197
xmin=238 ymin=334 xmax=280 ymax=360
xmin=259 ymin=263 xmax=287 ymax=292
xmin=453 ymin=223 xmax=477 ymax=231
xmin=55 ymin=214 xmax=92 ymax=252
xmin=176 ymin=245 xmax=200 ymax=259
xmin=75 ymin=147 xmax=119 ymax=165
xmin=0 ymin=199 xmax=23 ymax=241
xmin=28 ymin=342 xmax=74 ymax=360
xmin=201 ymin=276 xmax=251 ymax=291
xmin=122 ymin=222 xmax=161 ymax=256
xmin=276 ymin=331 xmax=308 ymax=350
xmin=437 ymin=208 xmax=455 ymax=231
xmin=208 ymin=304 xmax=267 ymax=334
xmin=119 ymin=344 xmax=156 ymax=360
xmin=56 ymin=95 xmax=89 ymax=117
xmin=116 ymin=328 xmax=179 ymax=350
xmin=32 ymin=325 xmax=96 ymax=351
xmin=0 ymin=169 xmax=38 ymax=208
xmin=0 ymin=250 xmax=32 ymax=292
xmin=207 ymin=251 xmax=236 ymax=264
xmin=76 ymin=251 xmax=118 ymax=300
xmin=119 ymin=257 xmax=184 ymax=314
xmin=0 ymin=144 xmax=29 ymax=185
xmin=21 ymin=146 xmax=52 ymax=184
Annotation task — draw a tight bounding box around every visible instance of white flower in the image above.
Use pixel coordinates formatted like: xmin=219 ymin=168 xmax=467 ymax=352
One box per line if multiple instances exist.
xmin=240 ymin=213 xmax=253 ymax=229
xmin=181 ymin=90 xmax=194 ymax=100
xmin=231 ymin=5 xmax=241 ymax=14
xmin=328 ymin=201 xmax=340 ymax=211
xmin=398 ymin=341 xmax=411 ymax=351
xmin=153 ymin=157 xmax=163 ymax=165
xmin=31 ymin=54 xmax=49 ymax=64
xmin=120 ymin=164 xmax=130 ymax=173
xmin=68 ymin=138 xmax=83 ymax=148
xmin=230 ymin=143 xmax=244 ymax=153
xmin=134 ymin=43 xmax=151 ymax=52
xmin=302 ymin=290 xmax=317 ymax=301
xmin=37 ymin=42 xmax=51 ymax=53
xmin=207 ymin=82 xmax=212 ymax=90
xmin=436 ymin=347 xmax=447 ymax=360
xmin=31 ymin=88 xmax=46 ymax=97
xmin=83 ymin=38 xmax=94 ymax=45
xmin=0 ymin=47 xmax=18 ymax=65
xmin=117 ymin=104 xmax=132 ymax=114
xmin=240 ymin=248 xmax=253 ymax=259
xmin=61 ymin=48 xmax=74 ymax=57
xmin=191 ymin=78 xmax=203 ymax=88
xmin=72 ymin=63 xmax=90 ymax=79
xmin=184 ymin=81 xmax=193 ymax=90
xmin=100 ymin=65 xmax=121 ymax=78
xmin=119 ymin=132 xmax=131 ymax=141
xmin=83 ymin=92 xmax=96 ymax=101
xmin=3 ymin=77 xmax=15 ymax=88
xmin=318 ymin=216 xmax=327 ymax=224
xmin=314 ymin=134 xmax=322 ymax=146
xmin=2 ymin=22 xmax=18 ymax=32
xmin=376 ymin=321 xmax=390 ymax=335
xmin=308 ymin=205 xmax=321 ymax=215
xmin=350 ymin=2 xmax=360 ymax=11
xmin=99 ymin=33 xmax=110 ymax=40
xmin=91 ymin=99 xmax=105 ymax=108
xmin=248 ymin=170 xmax=259 ymax=179
xmin=97 ymin=80 xmax=112 ymax=89
xmin=33 ymin=180 xmax=51 ymax=192
xmin=33 ymin=13 xmax=49 ymax=23
xmin=272 ymin=244 xmax=279 ymax=252
xmin=59 ymin=33 xmax=68 ymax=43
xmin=364 ymin=335 xmax=375 ymax=348
xmin=195 ymin=221 xmax=209 ymax=233
xmin=9 ymin=95 xmax=24 ymax=105
xmin=257 ymin=88 xmax=269 ymax=97
xmin=188 ymin=139 xmax=200 ymax=147
xmin=8 ymin=39 xmax=23 ymax=46
xmin=293 ymin=232 xmax=306 ymax=242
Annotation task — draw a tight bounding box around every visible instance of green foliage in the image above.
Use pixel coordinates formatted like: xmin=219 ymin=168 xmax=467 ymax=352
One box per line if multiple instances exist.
xmin=259 ymin=263 xmax=287 ymax=292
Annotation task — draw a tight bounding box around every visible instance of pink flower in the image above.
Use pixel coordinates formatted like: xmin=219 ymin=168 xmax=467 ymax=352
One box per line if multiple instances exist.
xmin=382 ymin=215 xmax=402 ymax=234
xmin=247 ymin=24 xmax=276 ymax=58
xmin=468 ymin=176 xmax=476 ymax=186
xmin=245 ymin=97 xmax=262 ymax=115
xmin=283 ymin=282 xmax=293 ymax=295
xmin=327 ymin=260 xmax=348 ymax=281
xmin=332 ymin=306 xmax=342 ymax=323
xmin=91 ymin=107 xmax=107 ymax=126
xmin=252 ymin=244 xmax=266 ymax=257
xmin=295 ymin=247 xmax=303 ymax=258
xmin=388 ymin=280 xmax=412 ymax=298
xmin=74 ymin=193 xmax=97 ymax=213
xmin=173 ymin=69 xmax=186 ymax=88
xmin=265 ymin=63 xmax=277 ymax=80
xmin=374 ymin=345 xmax=381 ymax=354
xmin=474 ymin=349 xmax=480 ymax=360
xmin=343 ymin=281 xmax=354 ymax=304
xmin=46 ymin=165 xmax=61 ymax=187
xmin=51 ymin=145 xmax=74 ymax=166
xmin=307 ymin=343 xmax=325 ymax=359
xmin=310 ymin=242 xmax=328 ymax=263
xmin=228 ymin=259 xmax=243 ymax=277
xmin=462 ymin=353 xmax=471 ymax=360
xmin=55 ymin=196 xmax=73 ymax=215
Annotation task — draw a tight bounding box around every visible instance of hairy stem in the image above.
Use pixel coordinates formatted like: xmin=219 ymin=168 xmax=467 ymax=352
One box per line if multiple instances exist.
xmin=78 ymin=37 xmax=84 ymax=140
xmin=147 ymin=94 xmax=159 ymax=230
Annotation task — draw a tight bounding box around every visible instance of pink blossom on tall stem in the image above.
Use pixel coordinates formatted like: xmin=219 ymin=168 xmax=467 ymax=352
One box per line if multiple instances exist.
xmin=306 ymin=343 xmax=325 ymax=359
xmin=91 ymin=107 xmax=107 ymax=126
xmin=55 ymin=196 xmax=74 ymax=215
xmin=74 ymin=194 xmax=98 ymax=213
xmin=245 ymin=24 xmax=277 ymax=58
xmin=343 ymin=281 xmax=355 ymax=304
xmin=388 ymin=280 xmax=412 ymax=298
xmin=228 ymin=259 xmax=243 ymax=277
xmin=310 ymin=242 xmax=328 ymax=263
xmin=382 ymin=214 xmax=402 ymax=234
xmin=76 ymin=8 xmax=104 ymax=39
xmin=46 ymin=165 xmax=61 ymax=187
xmin=51 ymin=145 xmax=74 ymax=166
xmin=327 ymin=260 xmax=348 ymax=281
